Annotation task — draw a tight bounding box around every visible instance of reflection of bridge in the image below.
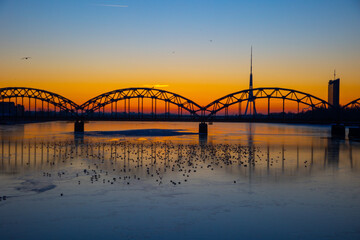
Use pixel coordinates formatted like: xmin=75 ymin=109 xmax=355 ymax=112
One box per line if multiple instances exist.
xmin=1 ymin=87 xmax=360 ymax=133
xmin=0 ymin=136 xmax=356 ymax=176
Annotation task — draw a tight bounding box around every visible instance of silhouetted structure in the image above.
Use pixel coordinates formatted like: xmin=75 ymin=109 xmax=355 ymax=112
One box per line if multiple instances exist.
xmin=74 ymin=119 xmax=85 ymax=133
xmin=245 ymin=47 xmax=257 ymax=115
xmin=328 ymin=78 xmax=340 ymax=107
xmin=0 ymin=102 xmax=24 ymax=116
xmin=1 ymin=84 xmax=360 ymax=129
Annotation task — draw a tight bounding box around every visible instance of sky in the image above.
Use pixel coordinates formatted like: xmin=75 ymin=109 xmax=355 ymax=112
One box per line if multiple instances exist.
xmin=0 ymin=0 xmax=360 ymax=109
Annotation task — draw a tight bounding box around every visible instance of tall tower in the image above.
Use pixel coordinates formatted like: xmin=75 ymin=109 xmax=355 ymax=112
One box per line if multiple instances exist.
xmin=328 ymin=70 xmax=340 ymax=107
xmin=245 ymin=47 xmax=257 ymax=115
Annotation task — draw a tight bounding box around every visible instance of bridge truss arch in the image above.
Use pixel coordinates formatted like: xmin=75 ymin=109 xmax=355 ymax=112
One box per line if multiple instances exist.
xmin=0 ymin=87 xmax=79 ymax=116
xmin=80 ymin=88 xmax=202 ymax=118
xmin=203 ymin=88 xmax=332 ymax=118
xmin=343 ymin=98 xmax=360 ymax=110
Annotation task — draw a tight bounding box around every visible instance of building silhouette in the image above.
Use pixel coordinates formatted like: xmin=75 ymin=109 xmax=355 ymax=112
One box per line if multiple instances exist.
xmin=328 ymin=78 xmax=340 ymax=107
xmin=0 ymin=102 xmax=24 ymax=116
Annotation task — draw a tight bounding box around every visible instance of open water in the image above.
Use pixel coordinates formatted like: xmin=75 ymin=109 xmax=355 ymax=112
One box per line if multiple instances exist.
xmin=0 ymin=121 xmax=359 ymax=239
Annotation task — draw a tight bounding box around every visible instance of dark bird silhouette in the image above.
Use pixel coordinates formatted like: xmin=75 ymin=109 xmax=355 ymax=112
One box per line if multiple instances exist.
xmin=21 ymin=57 xmax=31 ymax=60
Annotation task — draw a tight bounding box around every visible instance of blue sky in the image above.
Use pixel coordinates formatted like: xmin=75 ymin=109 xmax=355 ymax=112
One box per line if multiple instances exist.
xmin=0 ymin=0 xmax=359 ymax=103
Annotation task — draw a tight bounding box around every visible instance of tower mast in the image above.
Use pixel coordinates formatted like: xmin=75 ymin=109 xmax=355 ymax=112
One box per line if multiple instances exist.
xmin=250 ymin=46 xmax=253 ymax=87
xmin=245 ymin=46 xmax=257 ymax=115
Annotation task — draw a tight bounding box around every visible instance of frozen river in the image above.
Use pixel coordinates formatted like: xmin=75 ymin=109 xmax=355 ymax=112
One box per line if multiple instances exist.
xmin=0 ymin=121 xmax=359 ymax=239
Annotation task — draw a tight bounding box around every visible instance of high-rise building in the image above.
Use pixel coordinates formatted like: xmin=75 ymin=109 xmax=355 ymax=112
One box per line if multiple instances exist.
xmin=328 ymin=78 xmax=340 ymax=107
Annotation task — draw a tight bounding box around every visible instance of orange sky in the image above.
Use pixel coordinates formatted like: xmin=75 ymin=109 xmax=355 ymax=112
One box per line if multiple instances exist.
xmin=1 ymin=0 xmax=359 ymax=111
xmin=2 ymin=55 xmax=359 ymax=108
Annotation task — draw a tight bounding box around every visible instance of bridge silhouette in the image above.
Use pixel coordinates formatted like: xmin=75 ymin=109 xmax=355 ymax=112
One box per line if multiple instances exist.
xmin=1 ymin=86 xmax=360 ymax=133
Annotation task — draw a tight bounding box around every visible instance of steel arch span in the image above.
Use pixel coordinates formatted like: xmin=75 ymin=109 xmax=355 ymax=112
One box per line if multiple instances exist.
xmin=343 ymin=98 xmax=360 ymax=109
xmin=203 ymin=87 xmax=333 ymax=117
xmin=80 ymin=88 xmax=202 ymax=116
xmin=0 ymin=87 xmax=79 ymax=113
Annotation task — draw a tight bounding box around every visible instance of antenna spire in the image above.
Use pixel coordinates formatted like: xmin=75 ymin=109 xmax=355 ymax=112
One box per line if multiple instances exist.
xmin=250 ymin=46 xmax=253 ymax=74
xmin=245 ymin=46 xmax=257 ymax=115
xmin=334 ymin=69 xmax=336 ymax=80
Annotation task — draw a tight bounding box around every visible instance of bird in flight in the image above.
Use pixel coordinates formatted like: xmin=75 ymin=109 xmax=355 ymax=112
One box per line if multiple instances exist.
xmin=21 ymin=57 xmax=31 ymax=60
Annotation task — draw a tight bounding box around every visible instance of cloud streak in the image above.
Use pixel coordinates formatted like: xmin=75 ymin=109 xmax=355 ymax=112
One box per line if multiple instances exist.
xmin=143 ymin=85 xmax=169 ymax=88
xmin=94 ymin=4 xmax=128 ymax=8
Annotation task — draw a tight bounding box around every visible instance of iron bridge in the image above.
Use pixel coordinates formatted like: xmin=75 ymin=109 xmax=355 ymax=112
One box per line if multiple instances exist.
xmin=0 ymin=87 xmax=359 ymax=121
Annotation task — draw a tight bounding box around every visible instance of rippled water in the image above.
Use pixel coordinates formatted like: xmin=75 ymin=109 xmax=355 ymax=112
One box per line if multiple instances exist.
xmin=0 ymin=121 xmax=359 ymax=239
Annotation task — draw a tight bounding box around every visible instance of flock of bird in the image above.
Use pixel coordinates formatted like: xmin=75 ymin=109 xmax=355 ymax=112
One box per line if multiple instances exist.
xmin=0 ymin=138 xmax=294 ymax=199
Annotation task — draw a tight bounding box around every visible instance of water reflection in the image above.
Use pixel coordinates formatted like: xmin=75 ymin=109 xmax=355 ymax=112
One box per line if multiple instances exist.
xmin=1 ymin=122 xmax=360 ymax=240
xmin=0 ymin=131 xmax=358 ymax=185
xmin=326 ymin=138 xmax=340 ymax=167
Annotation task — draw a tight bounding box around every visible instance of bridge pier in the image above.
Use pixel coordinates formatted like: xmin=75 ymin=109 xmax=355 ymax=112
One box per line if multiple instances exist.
xmin=349 ymin=127 xmax=360 ymax=139
xmin=74 ymin=119 xmax=84 ymax=133
xmin=199 ymin=122 xmax=208 ymax=135
xmin=331 ymin=124 xmax=345 ymax=138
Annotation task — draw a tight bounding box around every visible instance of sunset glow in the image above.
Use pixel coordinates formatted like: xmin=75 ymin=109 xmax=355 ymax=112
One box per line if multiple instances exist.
xmin=1 ymin=2 xmax=360 ymax=239
xmin=1 ymin=0 xmax=359 ymax=110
